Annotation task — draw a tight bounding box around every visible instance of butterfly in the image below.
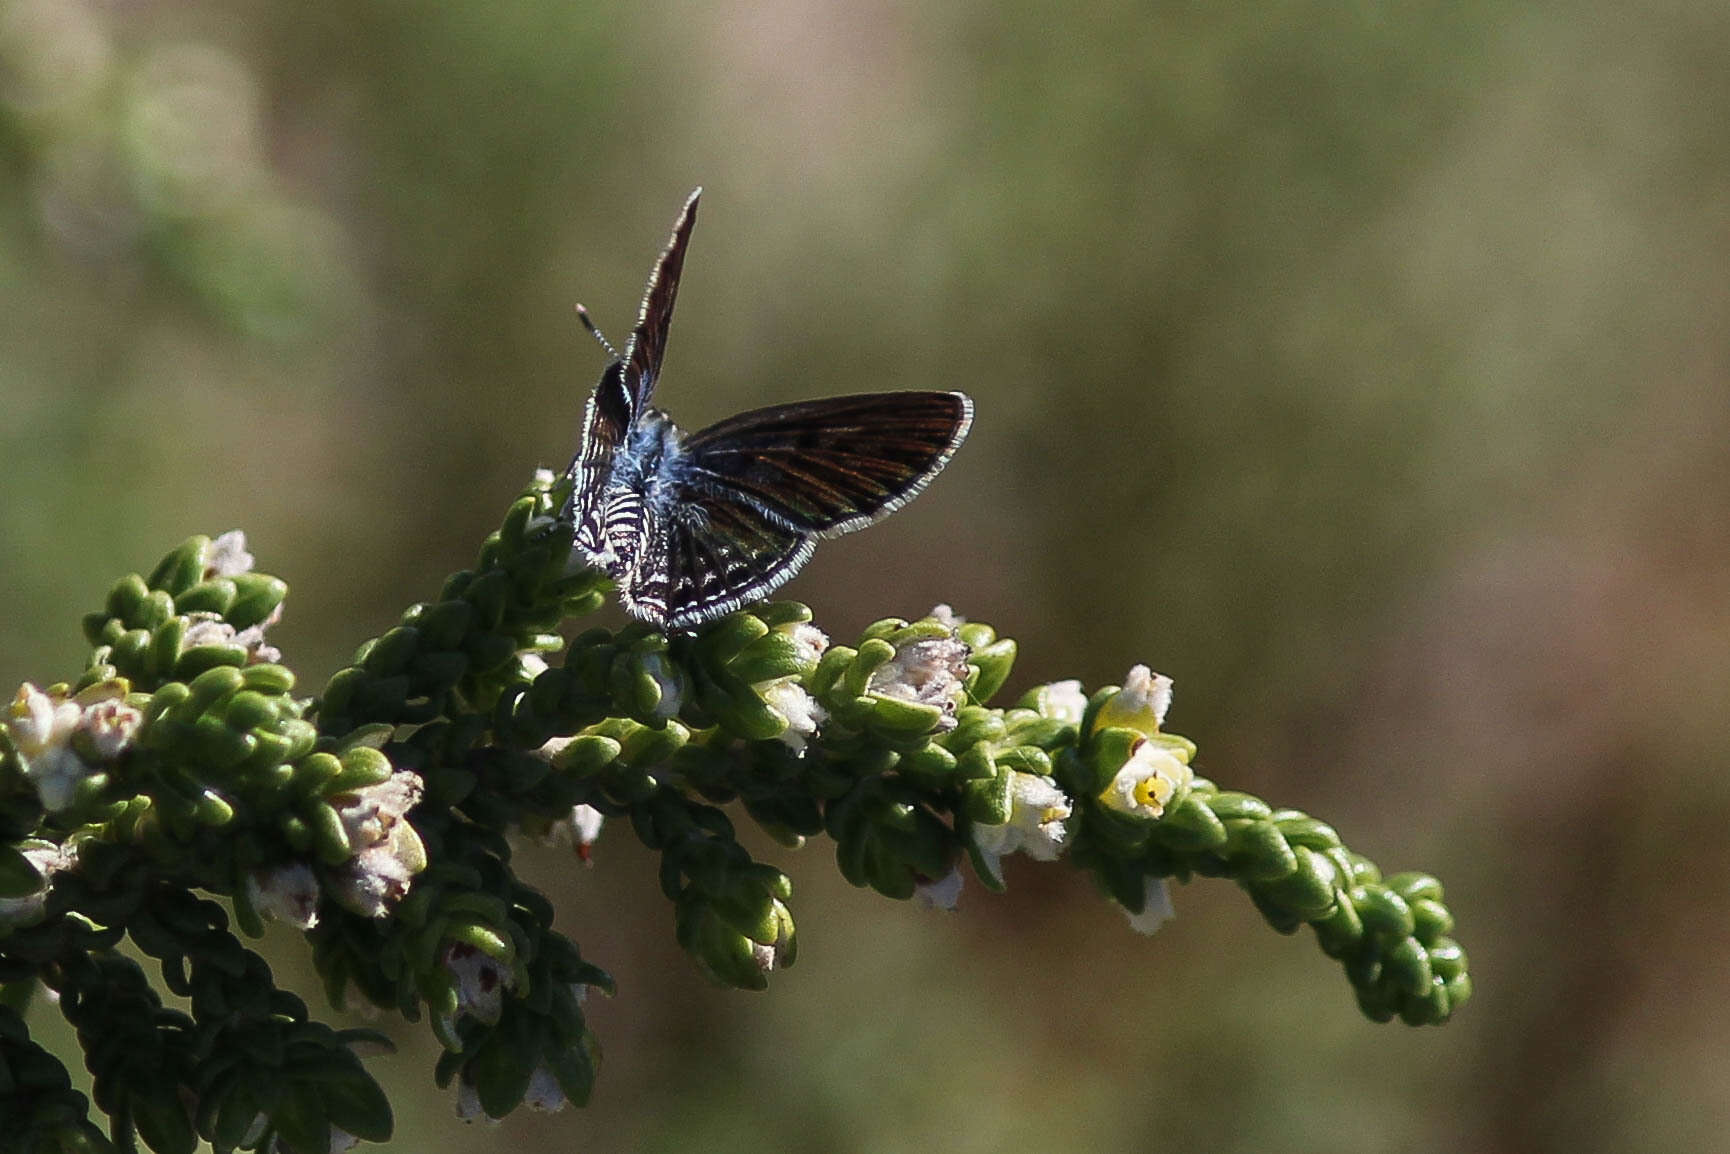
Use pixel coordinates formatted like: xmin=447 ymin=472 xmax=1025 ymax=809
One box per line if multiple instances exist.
xmin=562 ymin=189 xmax=973 ymax=631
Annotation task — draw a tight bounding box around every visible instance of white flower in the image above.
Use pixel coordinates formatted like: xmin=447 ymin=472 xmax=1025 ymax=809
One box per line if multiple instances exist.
xmin=183 ymin=611 xmax=282 ymax=665
xmin=7 ymin=683 xmax=80 ymax=756
xmin=867 ymin=626 xmax=970 ymax=730
xmin=523 ymin=1062 xmax=568 ymax=1112
xmin=928 ymin=604 xmax=963 ymax=628
xmin=1092 ymin=664 xmax=1172 ymax=738
xmin=0 ymin=841 xmax=75 ymax=928
xmin=1098 ymin=739 xmax=1193 ymax=822
xmin=779 ymin=621 xmax=830 ymax=667
xmin=758 ymin=678 xmax=827 ymax=752
xmin=539 ymin=801 xmax=607 ymax=862
xmin=79 ymin=698 xmax=143 ymax=759
xmin=913 ymin=867 xmax=964 ymax=911
xmin=1124 ymin=878 xmax=1176 ymax=935
xmin=328 ymin=771 xmax=428 ymax=917
xmin=9 ymin=685 xmax=95 ymax=812
xmin=245 ymin=863 xmax=321 ymax=929
xmin=515 ymin=652 xmax=550 ymax=680
xmin=972 ymin=771 xmax=1073 ymax=885
xmin=205 ymin=529 xmax=255 ymax=578
xmin=1030 ymin=679 xmax=1088 ymax=725
xmin=443 ymin=940 xmax=513 ymax=1025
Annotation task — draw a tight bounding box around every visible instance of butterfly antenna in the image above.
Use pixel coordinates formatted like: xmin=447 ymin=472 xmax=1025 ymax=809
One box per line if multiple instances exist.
xmin=575 ymin=303 xmax=620 ymax=361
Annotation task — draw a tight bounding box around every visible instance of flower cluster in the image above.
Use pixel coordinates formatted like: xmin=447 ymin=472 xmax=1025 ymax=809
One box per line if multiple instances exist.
xmin=0 ymin=474 xmax=1471 ymax=1154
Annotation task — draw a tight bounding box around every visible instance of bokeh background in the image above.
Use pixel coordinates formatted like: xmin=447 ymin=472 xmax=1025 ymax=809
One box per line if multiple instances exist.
xmin=5 ymin=0 xmax=1730 ymax=1150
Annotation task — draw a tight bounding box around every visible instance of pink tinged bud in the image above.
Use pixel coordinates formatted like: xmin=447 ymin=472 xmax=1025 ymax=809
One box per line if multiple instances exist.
xmin=79 ymin=698 xmax=143 ymax=759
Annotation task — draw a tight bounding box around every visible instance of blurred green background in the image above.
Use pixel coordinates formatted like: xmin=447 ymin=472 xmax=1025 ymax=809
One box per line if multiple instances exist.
xmin=5 ymin=0 xmax=1730 ymax=1150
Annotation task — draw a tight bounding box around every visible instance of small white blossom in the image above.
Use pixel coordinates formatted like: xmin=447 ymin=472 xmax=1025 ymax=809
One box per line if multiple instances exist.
xmin=183 ymin=611 xmax=282 ymax=665
xmin=1030 ymin=679 xmax=1088 ymax=725
xmin=443 ymin=940 xmax=513 ymax=1026
xmin=1124 ymin=878 xmax=1176 ymax=935
xmin=1098 ymin=739 xmax=1193 ymax=822
xmin=867 ymin=622 xmax=970 ymax=731
xmin=515 ymin=652 xmax=550 ymax=680
xmin=779 ymin=621 xmax=830 ymax=667
xmin=328 ymin=771 xmax=428 ymax=917
xmin=79 ymin=698 xmax=143 ymax=760
xmin=759 ymin=678 xmax=827 ymax=752
xmin=1092 ymin=664 xmax=1173 ymax=738
xmin=538 ymin=802 xmax=607 ymax=862
xmin=523 ymin=1062 xmax=569 ymax=1113
xmin=0 ymin=841 xmax=75 ymax=928
xmin=973 ymin=771 xmax=1073 ymax=885
xmin=205 ymin=530 xmax=255 ymax=578
xmin=7 ymin=683 xmax=80 ymax=756
xmin=245 ymin=863 xmax=321 ymax=930
xmin=913 ymin=867 xmax=964 ymax=911
xmin=9 ymin=685 xmax=97 ymax=812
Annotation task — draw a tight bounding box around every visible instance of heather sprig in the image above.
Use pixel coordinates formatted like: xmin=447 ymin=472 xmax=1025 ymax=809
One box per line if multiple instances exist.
xmin=0 ymin=471 xmax=1470 ymax=1152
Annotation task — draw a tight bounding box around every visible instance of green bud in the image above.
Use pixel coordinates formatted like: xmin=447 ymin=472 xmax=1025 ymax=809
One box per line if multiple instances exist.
xmin=332 ymin=746 xmax=394 ymax=791
xmin=1353 ymin=886 xmax=1416 ymax=941
xmin=174 ymin=578 xmax=238 ymax=617
xmin=363 ymin=627 xmax=422 ymax=678
xmin=307 ymin=802 xmax=354 ymax=865
xmin=964 ymin=637 xmax=1017 ymax=703
xmin=1228 ymin=819 xmax=1299 ymax=882
xmin=147 ymin=537 xmax=208 ymax=595
xmin=0 ymin=845 xmax=44 ymax=899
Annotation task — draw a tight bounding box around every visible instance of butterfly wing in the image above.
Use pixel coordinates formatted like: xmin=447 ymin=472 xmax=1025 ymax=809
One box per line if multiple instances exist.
xmin=622 ymin=187 xmax=701 ymax=412
xmin=643 ymin=489 xmax=818 ymax=629
xmin=565 ymin=189 xmax=701 ymax=557
xmin=679 ymin=391 xmax=974 ymax=536
xmin=640 ymin=391 xmax=972 ymax=628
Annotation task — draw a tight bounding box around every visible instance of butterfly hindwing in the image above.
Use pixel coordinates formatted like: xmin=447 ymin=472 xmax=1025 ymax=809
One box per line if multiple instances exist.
xmin=658 ymin=490 xmax=817 ymax=629
xmin=680 ymin=391 xmax=973 ymax=536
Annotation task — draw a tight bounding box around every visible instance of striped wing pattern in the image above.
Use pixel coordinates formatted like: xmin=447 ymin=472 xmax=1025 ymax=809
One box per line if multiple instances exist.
xmin=622 ymin=188 xmax=700 ymax=412
xmin=680 ymin=391 xmax=973 ymax=536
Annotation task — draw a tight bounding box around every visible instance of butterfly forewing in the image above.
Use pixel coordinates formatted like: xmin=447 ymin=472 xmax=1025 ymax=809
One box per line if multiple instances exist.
xmin=680 ymin=391 xmax=973 ymax=535
xmin=622 ymin=188 xmax=701 ymax=412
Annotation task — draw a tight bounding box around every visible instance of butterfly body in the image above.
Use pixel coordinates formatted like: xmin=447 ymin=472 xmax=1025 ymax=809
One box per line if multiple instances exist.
xmin=564 ymin=190 xmax=972 ymax=631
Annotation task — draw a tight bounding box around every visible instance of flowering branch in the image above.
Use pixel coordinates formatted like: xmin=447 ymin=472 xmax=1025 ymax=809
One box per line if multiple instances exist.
xmin=0 ymin=471 xmax=1471 ymax=1152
